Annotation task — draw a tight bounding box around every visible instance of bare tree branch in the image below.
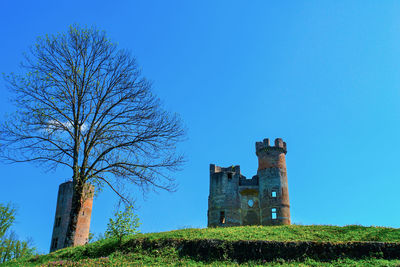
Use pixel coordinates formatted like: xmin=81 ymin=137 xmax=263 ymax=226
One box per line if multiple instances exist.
xmin=0 ymin=24 xmax=185 ymax=249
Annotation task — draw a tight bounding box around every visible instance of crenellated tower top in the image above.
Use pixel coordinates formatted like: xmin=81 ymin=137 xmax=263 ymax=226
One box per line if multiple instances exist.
xmin=255 ymin=138 xmax=287 ymax=155
xmin=255 ymin=138 xmax=287 ymax=171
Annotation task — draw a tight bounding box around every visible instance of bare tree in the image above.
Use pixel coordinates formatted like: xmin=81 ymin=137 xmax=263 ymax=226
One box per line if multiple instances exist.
xmin=0 ymin=25 xmax=185 ymax=248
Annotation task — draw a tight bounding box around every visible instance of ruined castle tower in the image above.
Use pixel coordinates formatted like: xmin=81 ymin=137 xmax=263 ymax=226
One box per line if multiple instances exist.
xmin=50 ymin=181 xmax=94 ymax=252
xmin=256 ymin=138 xmax=290 ymax=225
xmin=207 ymin=138 xmax=290 ymax=227
xmin=208 ymin=165 xmax=243 ymax=226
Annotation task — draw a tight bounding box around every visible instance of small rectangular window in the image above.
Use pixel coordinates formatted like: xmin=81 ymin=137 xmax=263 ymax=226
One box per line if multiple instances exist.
xmin=220 ymin=211 xmax=226 ymax=224
xmin=55 ymin=217 xmax=61 ymax=227
xmin=227 ymin=173 xmax=232 ymax=179
xmin=271 ymin=191 xmax=277 ymax=198
xmin=52 ymin=238 xmax=58 ymax=249
xmin=271 ymin=208 xmax=277 ymax=219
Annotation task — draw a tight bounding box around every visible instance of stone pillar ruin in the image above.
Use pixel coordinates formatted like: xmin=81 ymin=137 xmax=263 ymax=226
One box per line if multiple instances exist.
xmin=50 ymin=181 xmax=94 ymax=252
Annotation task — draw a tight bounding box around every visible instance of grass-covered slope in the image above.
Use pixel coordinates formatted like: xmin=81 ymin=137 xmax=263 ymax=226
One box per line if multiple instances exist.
xmin=134 ymin=224 xmax=400 ymax=242
xmin=6 ymin=225 xmax=400 ymax=266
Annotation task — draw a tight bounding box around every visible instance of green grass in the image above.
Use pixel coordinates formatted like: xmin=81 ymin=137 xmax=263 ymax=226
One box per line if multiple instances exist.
xmin=7 ymin=247 xmax=400 ymax=267
xmin=10 ymin=251 xmax=400 ymax=266
xmin=4 ymin=225 xmax=400 ymax=266
xmin=132 ymin=224 xmax=400 ymax=242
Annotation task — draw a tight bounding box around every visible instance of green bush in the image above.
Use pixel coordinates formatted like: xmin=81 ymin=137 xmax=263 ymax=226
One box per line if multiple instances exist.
xmin=105 ymin=205 xmax=140 ymax=243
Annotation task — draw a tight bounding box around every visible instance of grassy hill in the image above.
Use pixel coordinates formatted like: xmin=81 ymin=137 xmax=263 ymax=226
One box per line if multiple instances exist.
xmin=5 ymin=225 xmax=400 ymax=266
xmin=132 ymin=224 xmax=400 ymax=242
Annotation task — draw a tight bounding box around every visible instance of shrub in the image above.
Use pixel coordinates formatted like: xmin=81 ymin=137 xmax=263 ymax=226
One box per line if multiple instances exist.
xmin=105 ymin=205 xmax=140 ymax=243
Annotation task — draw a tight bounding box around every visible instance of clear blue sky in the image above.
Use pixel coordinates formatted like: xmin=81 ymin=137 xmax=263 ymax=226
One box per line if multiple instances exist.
xmin=1 ymin=0 xmax=400 ymax=253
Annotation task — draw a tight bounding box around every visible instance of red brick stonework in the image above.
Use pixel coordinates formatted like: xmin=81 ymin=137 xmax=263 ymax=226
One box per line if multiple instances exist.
xmin=50 ymin=181 xmax=94 ymax=252
xmin=207 ymin=138 xmax=291 ymax=227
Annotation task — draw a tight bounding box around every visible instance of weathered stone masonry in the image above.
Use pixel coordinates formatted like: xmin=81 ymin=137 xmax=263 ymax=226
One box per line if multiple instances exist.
xmin=50 ymin=181 xmax=94 ymax=252
xmin=208 ymin=138 xmax=290 ymax=227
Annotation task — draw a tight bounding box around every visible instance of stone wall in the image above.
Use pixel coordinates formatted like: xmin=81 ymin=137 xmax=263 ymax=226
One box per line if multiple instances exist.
xmin=207 ymin=138 xmax=291 ymax=227
xmin=50 ymin=181 xmax=94 ymax=252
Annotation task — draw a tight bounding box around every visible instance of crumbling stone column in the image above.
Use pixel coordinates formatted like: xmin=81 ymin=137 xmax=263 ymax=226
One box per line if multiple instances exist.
xmin=50 ymin=181 xmax=94 ymax=252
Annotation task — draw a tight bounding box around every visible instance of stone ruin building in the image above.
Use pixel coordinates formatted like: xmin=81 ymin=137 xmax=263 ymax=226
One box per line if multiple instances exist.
xmin=50 ymin=181 xmax=94 ymax=252
xmin=208 ymin=138 xmax=290 ymax=227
